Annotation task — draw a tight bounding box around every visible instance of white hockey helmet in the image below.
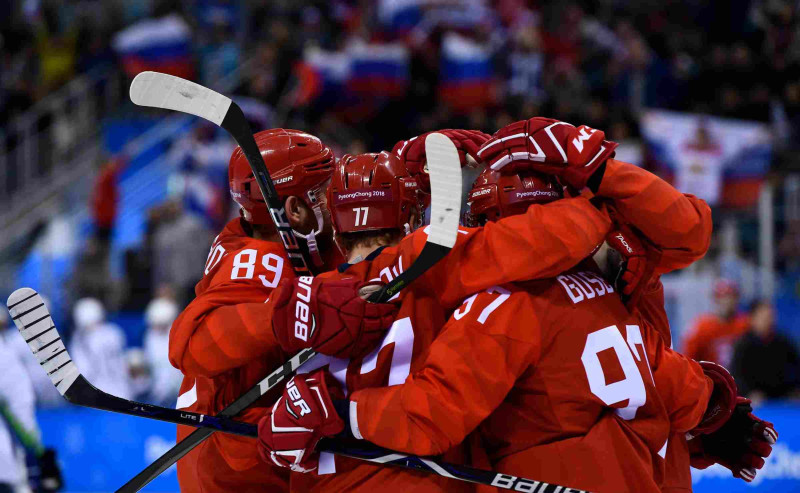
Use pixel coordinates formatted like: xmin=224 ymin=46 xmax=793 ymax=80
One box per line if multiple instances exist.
xmin=145 ymin=298 xmax=179 ymax=327
xmin=73 ymin=298 xmax=105 ymax=329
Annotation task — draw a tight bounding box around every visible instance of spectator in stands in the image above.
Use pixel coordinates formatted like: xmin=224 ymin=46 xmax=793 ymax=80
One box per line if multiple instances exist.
xmin=68 ymin=298 xmax=132 ymax=400
xmin=143 ymin=297 xmax=182 ymax=406
xmin=71 ymin=236 xmax=116 ymax=308
xmin=0 ymin=321 xmax=34 ymax=493
xmin=90 ymin=155 xmax=122 ymax=246
xmin=731 ymin=301 xmax=800 ymax=404
xmin=683 ymin=279 xmax=750 ymax=367
xmin=169 ymin=123 xmax=231 ymax=230
xmin=151 ymin=200 xmax=215 ymax=306
xmin=126 ymin=348 xmax=151 ymax=403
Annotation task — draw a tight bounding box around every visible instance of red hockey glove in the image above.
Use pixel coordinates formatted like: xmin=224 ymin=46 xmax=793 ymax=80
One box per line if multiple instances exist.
xmin=476 ymin=117 xmax=618 ymax=190
xmin=690 ymin=361 xmax=739 ymax=437
xmin=272 ymin=276 xmax=398 ymax=359
xmin=689 ymin=395 xmax=778 ymax=482
xmin=258 ymin=370 xmax=345 ymax=473
xmin=393 ymin=129 xmax=491 ymax=191
xmin=605 ymin=224 xmax=648 ymax=297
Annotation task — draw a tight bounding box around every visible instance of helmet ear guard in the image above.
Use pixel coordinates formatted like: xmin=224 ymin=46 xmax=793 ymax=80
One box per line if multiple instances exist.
xmin=228 ymin=128 xmax=334 ymax=271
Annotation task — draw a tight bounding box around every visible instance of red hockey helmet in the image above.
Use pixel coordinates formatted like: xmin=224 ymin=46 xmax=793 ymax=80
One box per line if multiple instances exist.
xmin=229 ymin=129 xmax=334 ymax=224
xmin=327 ymin=152 xmax=421 ymax=235
xmin=466 ymin=168 xmax=563 ymax=225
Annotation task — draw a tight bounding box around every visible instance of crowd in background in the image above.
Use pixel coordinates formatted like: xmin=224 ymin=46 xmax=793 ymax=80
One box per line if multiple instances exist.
xmin=2 ymin=0 xmax=800 ymax=407
xmin=3 ymin=1 xmax=800 ymax=154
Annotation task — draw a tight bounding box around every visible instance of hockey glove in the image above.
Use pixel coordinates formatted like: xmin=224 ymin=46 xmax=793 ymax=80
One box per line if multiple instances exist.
xmin=38 ymin=448 xmax=63 ymax=492
xmin=272 ymin=276 xmax=398 ymax=359
xmin=476 ymin=117 xmax=618 ymax=190
xmin=26 ymin=447 xmax=63 ymax=492
xmin=605 ymin=223 xmax=648 ymax=297
xmin=689 ymin=361 xmax=739 ymax=437
xmin=689 ymin=395 xmax=778 ymax=482
xmin=258 ymin=370 xmax=345 ymax=473
xmin=393 ymin=129 xmax=491 ymax=191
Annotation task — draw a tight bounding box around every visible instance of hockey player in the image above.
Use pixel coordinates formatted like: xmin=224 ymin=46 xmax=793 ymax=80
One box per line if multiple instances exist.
xmin=476 ymin=118 xmax=774 ymax=489
xmin=257 ymin=143 xmax=618 ymax=491
xmin=0 ymin=330 xmax=63 ymax=493
xmin=168 ymin=128 xmax=363 ymax=492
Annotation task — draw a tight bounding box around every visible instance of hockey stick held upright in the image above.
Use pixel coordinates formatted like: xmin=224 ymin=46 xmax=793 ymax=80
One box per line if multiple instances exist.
xmin=130 ymin=71 xmax=314 ymax=276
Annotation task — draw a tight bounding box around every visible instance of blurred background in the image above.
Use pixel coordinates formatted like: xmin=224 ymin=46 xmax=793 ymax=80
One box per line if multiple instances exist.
xmin=1 ymin=0 xmax=799 ymax=491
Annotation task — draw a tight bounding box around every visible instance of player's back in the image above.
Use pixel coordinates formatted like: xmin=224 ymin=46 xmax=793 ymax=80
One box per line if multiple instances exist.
xmin=470 ymin=263 xmax=706 ymax=493
xmin=292 ymin=245 xmax=474 ymax=492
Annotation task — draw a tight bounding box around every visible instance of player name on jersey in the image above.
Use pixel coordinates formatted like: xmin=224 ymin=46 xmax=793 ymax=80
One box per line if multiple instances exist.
xmin=556 ymin=270 xmax=614 ymax=304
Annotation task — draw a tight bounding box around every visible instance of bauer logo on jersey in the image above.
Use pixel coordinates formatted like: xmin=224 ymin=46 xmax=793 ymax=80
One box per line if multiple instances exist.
xmin=556 ymin=270 xmax=614 ymax=304
xmin=334 ymin=188 xmax=393 ymax=204
xmin=294 ymin=276 xmax=316 ymax=342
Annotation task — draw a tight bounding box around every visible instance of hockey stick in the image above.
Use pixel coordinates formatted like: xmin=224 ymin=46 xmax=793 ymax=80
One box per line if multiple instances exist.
xmin=130 ymin=71 xmax=315 ymax=276
xmin=6 ymin=288 xmax=586 ymax=493
xmin=129 ymin=72 xmax=461 ymax=302
xmin=126 ymin=79 xmax=463 ymax=491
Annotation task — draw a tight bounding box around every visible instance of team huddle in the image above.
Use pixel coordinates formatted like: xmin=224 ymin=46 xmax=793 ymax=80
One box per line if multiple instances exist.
xmin=167 ymin=117 xmax=777 ymax=492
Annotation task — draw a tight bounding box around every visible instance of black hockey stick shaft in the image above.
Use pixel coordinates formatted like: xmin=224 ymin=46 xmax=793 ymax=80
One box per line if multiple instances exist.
xmin=129 ymin=71 xmax=314 ymax=276
xmin=7 ymin=288 xmax=587 ymax=493
xmin=219 ymin=102 xmax=314 ymax=276
xmin=116 ymin=348 xmax=316 ymax=492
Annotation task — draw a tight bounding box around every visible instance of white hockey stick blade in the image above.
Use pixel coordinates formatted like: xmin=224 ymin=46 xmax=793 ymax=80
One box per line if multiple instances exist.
xmin=7 ymin=288 xmax=80 ymax=395
xmin=425 ymin=133 xmax=462 ymax=248
xmin=130 ymin=71 xmax=232 ymax=126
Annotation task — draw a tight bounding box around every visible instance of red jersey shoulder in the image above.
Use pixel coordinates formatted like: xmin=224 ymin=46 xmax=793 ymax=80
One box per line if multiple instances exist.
xmin=325 ymin=245 xmax=410 ymax=289
xmin=449 ymin=285 xmax=540 ymax=340
xmin=403 ymin=224 xmax=476 ymax=256
xmin=198 ymin=229 xmax=290 ymax=293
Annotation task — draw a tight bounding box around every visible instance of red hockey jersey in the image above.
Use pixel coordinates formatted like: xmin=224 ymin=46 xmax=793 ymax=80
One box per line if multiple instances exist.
xmin=289 ymin=198 xmax=611 ymax=492
xmin=596 ymin=159 xmax=713 ymax=493
xmin=170 ymin=218 xmax=293 ymax=492
xmin=350 ymin=264 xmax=713 ymax=493
xmin=169 ymin=196 xmax=610 ymax=492
xmin=349 ymin=160 xmax=715 ymax=493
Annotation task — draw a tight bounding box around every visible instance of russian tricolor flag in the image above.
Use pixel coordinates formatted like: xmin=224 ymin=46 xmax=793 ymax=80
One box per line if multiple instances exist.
xmin=293 ymin=47 xmax=351 ymax=107
xmin=113 ymin=14 xmax=195 ymax=80
xmin=439 ymin=32 xmax=496 ymax=112
xmin=376 ymin=0 xmax=424 ymax=34
xmin=347 ymin=40 xmax=410 ymax=98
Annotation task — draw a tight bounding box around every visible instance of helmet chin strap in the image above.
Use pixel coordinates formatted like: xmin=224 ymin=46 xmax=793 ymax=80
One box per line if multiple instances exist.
xmin=290 ymin=187 xmax=328 ymax=269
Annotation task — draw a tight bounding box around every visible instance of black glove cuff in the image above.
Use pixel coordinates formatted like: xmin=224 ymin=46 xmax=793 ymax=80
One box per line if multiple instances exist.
xmin=587 ymin=160 xmax=607 ymax=194
xmin=332 ymin=399 xmax=355 ymax=440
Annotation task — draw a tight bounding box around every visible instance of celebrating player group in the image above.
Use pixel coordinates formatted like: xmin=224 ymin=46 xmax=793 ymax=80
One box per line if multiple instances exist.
xmin=155 ymin=111 xmax=776 ymax=492
xmin=6 ymin=73 xmax=779 ymax=493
